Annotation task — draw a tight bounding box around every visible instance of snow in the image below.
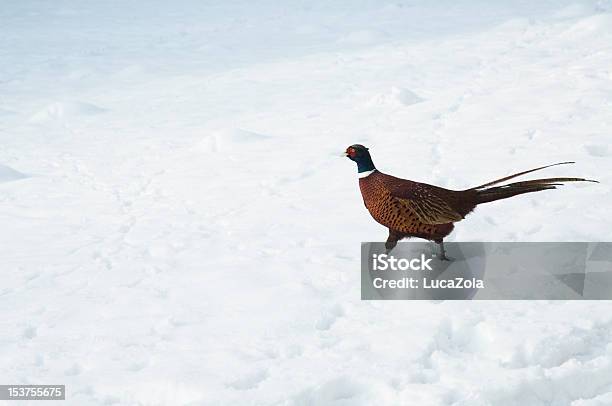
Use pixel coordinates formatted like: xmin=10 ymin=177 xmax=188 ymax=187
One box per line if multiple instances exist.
xmin=0 ymin=165 xmax=28 ymax=183
xmin=29 ymin=101 xmax=107 ymax=123
xmin=1 ymin=1 xmax=611 ymax=405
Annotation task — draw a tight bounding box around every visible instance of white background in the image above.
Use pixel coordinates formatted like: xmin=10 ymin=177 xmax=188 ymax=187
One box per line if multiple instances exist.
xmin=1 ymin=1 xmax=611 ymax=404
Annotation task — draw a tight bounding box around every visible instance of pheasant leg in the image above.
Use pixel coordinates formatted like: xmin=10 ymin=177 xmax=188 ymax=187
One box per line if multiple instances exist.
xmin=437 ymin=241 xmax=451 ymax=261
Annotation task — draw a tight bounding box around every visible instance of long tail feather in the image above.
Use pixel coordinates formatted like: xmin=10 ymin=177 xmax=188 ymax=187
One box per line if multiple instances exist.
xmin=475 ymin=177 xmax=598 ymax=205
xmin=471 ymin=162 xmax=576 ymax=190
xmin=500 ymin=177 xmax=598 ymax=187
xmin=476 ymin=185 xmax=554 ymax=205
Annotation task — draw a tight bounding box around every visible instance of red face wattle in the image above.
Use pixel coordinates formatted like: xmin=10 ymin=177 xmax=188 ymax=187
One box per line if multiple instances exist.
xmin=346 ymin=147 xmax=357 ymax=158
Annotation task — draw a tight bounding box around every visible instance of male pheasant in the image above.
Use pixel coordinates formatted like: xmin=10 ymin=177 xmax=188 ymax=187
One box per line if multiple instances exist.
xmin=345 ymin=144 xmax=597 ymax=260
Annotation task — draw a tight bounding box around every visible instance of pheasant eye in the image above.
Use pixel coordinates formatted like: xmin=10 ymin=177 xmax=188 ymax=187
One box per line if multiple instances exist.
xmin=348 ymin=148 xmax=356 ymax=157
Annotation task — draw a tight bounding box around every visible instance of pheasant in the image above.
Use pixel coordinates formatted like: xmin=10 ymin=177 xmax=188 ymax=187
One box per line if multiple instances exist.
xmin=344 ymin=144 xmax=597 ymax=260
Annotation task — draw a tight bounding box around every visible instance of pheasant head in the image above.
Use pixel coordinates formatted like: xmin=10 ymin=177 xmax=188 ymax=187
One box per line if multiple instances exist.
xmin=344 ymin=144 xmax=376 ymax=173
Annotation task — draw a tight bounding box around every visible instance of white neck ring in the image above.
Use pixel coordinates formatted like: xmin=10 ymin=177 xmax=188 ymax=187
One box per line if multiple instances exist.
xmin=358 ymin=169 xmax=376 ymax=179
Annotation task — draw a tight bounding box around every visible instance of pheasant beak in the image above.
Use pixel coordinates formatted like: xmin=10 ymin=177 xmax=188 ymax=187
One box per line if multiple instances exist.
xmin=341 ymin=151 xmax=348 ymax=157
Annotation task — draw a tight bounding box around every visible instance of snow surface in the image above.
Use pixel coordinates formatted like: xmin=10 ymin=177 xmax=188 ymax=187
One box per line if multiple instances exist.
xmin=1 ymin=1 xmax=612 ymax=405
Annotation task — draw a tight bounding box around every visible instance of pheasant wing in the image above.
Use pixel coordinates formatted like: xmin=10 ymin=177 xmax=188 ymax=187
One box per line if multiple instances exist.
xmin=389 ymin=182 xmax=463 ymax=225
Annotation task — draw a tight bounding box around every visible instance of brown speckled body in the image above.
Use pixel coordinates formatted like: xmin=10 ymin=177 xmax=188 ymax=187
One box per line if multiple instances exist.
xmin=359 ymin=171 xmax=476 ymax=242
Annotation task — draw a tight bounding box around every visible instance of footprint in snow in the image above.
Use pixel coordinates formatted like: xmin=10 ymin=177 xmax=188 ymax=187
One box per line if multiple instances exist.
xmin=196 ymin=128 xmax=271 ymax=153
xmin=0 ymin=108 xmax=17 ymax=116
xmin=338 ymin=29 xmax=386 ymax=45
xmin=29 ymin=101 xmax=106 ymax=123
xmin=584 ymin=144 xmax=609 ymax=157
xmin=294 ymin=376 xmax=364 ymax=404
xmin=64 ymin=363 xmax=82 ymax=376
xmin=227 ymin=369 xmax=268 ymax=390
xmin=315 ymin=304 xmax=345 ymax=331
xmin=0 ymin=164 xmax=28 ymax=184
xmin=127 ymin=361 xmax=148 ymax=372
xmin=22 ymin=326 xmax=37 ymax=339
xmin=366 ymin=86 xmax=424 ymax=108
